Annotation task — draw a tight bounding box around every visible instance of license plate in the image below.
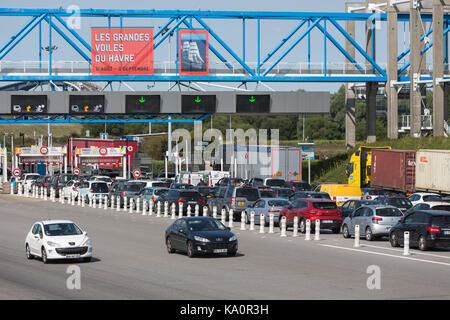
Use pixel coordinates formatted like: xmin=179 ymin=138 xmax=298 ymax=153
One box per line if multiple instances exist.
xmin=443 ymin=231 xmax=450 ymax=235
xmin=322 ymin=220 xmax=333 ymax=224
xmin=65 ymin=254 xmax=80 ymax=259
xmin=238 ymin=201 xmax=244 ymax=206
xmin=213 ymin=249 xmax=227 ymax=253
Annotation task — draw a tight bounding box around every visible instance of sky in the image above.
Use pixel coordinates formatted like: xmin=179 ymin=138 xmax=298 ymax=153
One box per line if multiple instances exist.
xmin=0 ymin=0 xmax=399 ymax=93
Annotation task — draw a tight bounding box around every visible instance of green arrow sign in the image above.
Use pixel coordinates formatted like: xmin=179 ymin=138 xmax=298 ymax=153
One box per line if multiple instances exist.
xmin=249 ymin=96 xmax=255 ymax=103
xmin=138 ymin=96 xmax=146 ymax=103
xmin=195 ymin=96 xmax=202 ymax=103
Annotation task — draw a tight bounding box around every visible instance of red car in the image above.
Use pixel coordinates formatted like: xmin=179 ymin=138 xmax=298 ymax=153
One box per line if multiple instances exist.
xmin=279 ymin=199 xmax=342 ymax=234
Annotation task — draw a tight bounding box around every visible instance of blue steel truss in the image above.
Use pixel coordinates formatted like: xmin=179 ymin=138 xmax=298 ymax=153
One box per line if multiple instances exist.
xmin=0 ymin=8 xmax=389 ymax=83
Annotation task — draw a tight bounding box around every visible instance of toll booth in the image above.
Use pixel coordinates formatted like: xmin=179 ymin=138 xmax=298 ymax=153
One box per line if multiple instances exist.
xmin=74 ymin=146 xmax=127 ymax=178
xmin=15 ymin=146 xmax=67 ymax=175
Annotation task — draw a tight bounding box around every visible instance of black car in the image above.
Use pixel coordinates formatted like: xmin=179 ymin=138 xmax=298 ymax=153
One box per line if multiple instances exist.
xmin=165 ymin=217 xmax=238 ymax=257
xmin=288 ymin=191 xmax=331 ymax=202
xmin=340 ymin=199 xmax=382 ymax=219
xmin=285 ymin=180 xmax=312 ymax=191
xmin=159 ymin=189 xmax=207 ymax=214
xmin=194 ymin=186 xmax=216 ymax=199
xmin=170 ymin=183 xmax=194 ymax=190
xmin=377 ymin=196 xmax=413 ymax=214
xmin=389 ymin=210 xmax=450 ymax=251
xmin=271 ymin=187 xmax=294 ymax=199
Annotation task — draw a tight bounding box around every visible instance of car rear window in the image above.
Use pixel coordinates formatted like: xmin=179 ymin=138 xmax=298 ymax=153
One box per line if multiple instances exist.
xmin=431 ymin=215 xmax=450 ymax=225
xmin=259 ymin=190 xmax=276 ymax=198
xmin=310 ymin=193 xmax=331 ymax=200
xmin=389 ymin=198 xmax=412 ymax=208
xmin=197 ymin=187 xmax=215 ymax=195
xmin=265 ymin=179 xmax=285 ymax=187
xmin=236 ymin=188 xmax=259 ymax=201
xmin=268 ymin=200 xmax=290 ymax=207
xmin=423 ymin=195 xmax=443 ymax=202
xmin=91 ymin=182 xmax=108 ymax=193
xmin=154 ymin=189 xmax=168 ymax=196
xmin=152 ymin=182 xmax=171 ymax=188
xmin=376 ymin=208 xmax=403 ymax=217
xmin=125 ymin=183 xmax=145 ymax=192
xmin=277 ymin=189 xmax=293 ymax=197
xmin=312 ymin=202 xmax=337 ymax=210
xmin=431 ymin=205 xmax=450 ymax=212
xmin=27 ymin=175 xmax=40 ymax=180
xmin=369 ymin=190 xmax=386 ymax=195
xmin=180 ymin=191 xmax=201 ymax=200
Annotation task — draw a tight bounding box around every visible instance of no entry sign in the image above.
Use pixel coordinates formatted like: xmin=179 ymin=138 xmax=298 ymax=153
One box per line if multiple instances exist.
xmin=99 ymin=148 xmax=108 ymax=156
xmin=73 ymin=168 xmax=81 ymax=176
xmin=132 ymin=169 xmax=141 ymax=179
xmin=40 ymin=146 xmax=49 ymax=155
xmin=12 ymin=168 xmax=21 ymax=177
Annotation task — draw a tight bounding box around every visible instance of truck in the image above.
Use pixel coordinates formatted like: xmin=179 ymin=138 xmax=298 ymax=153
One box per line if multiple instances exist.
xmin=371 ymin=149 xmax=416 ymax=194
xmin=347 ymin=146 xmax=391 ymax=188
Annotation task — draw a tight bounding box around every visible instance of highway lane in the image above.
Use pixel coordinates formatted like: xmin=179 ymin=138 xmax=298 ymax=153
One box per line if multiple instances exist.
xmin=1 ymin=194 xmax=450 ymax=299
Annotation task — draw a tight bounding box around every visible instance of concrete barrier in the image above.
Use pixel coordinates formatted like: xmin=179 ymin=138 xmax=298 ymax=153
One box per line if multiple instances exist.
xmin=293 ymin=216 xmax=298 ymax=237
xmin=280 ymin=216 xmax=287 ymax=237
xmin=269 ymin=214 xmax=274 ymax=234
xmin=259 ymin=214 xmax=265 ymax=234
xmin=403 ymin=231 xmax=410 ymax=256
xmin=314 ymin=220 xmax=320 ymax=241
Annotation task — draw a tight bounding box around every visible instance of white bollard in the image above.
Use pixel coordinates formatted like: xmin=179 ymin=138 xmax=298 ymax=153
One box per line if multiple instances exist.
xmin=280 ymin=216 xmax=287 ymax=237
xmin=149 ymin=200 xmax=154 ymax=216
xmin=213 ymin=206 xmax=217 ymax=219
xmin=269 ymin=214 xmax=274 ymax=234
xmin=305 ymin=219 xmax=311 ymax=241
xmin=195 ymin=204 xmax=199 ymax=217
xmin=82 ymin=194 xmax=85 ymax=207
xmin=136 ymin=197 xmax=140 ymax=213
xmin=171 ymin=203 xmax=176 ymax=219
xmin=179 ymin=202 xmax=183 ymax=218
xmin=240 ymin=212 xmax=246 ymax=230
xmin=403 ymin=231 xmax=410 ymax=256
xmin=25 ymin=186 xmax=29 ymax=198
xmin=59 ymin=189 xmax=63 ymax=203
xmin=203 ymin=206 xmax=208 ymax=217
xmin=10 ymin=183 xmax=14 ymax=195
xmin=164 ymin=201 xmax=169 ymax=217
xmin=44 ymin=188 xmax=47 ymax=201
xmin=123 ymin=196 xmax=128 ymax=212
xmin=250 ymin=211 xmax=255 ymax=231
xmin=221 ymin=208 xmax=226 ymax=225
xmin=259 ymin=214 xmax=265 ymax=234
xmin=142 ymin=200 xmax=148 ymax=216
xmin=314 ymin=219 xmax=320 ymax=241
xmin=187 ymin=205 xmax=192 ymax=217
xmin=77 ymin=193 xmax=81 ymax=206
xmin=157 ymin=201 xmax=161 ymax=217
xmin=293 ymin=216 xmax=298 ymax=237
xmin=116 ymin=196 xmax=121 ymax=212
xmin=18 ymin=183 xmax=22 ymax=196
xmin=71 ymin=193 xmax=75 ymax=206
xmin=104 ymin=195 xmax=108 ymax=210
xmin=228 ymin=209 xmax=234 ymax=228
xmin=129 ymin=198 xmax=134 ymax=214
xmin=92 ymin=195 xmax=96 ymax=208
xmin=354 ymin=224 xmax=360 ymax=247
xmin=40 ymin=187 xmax=43 ymax=199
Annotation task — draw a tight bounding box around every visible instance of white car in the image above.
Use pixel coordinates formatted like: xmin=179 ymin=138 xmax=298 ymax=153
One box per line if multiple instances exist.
xmin=408 ymin=192 xmax=444 ymax=206
xmin=61 ymin=180 xmax=80 ymax=200
xmin=21 ymin=173 xmax=41 ymax=188
xmin=25 ymin=220 xmax=92 ymax=263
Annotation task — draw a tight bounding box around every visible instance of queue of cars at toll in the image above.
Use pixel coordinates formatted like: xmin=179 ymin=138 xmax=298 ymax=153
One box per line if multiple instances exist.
xmin=20 ymin=173 xmax=450 ymax=263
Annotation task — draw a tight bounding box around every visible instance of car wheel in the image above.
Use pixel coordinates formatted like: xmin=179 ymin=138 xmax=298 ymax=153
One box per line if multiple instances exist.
xmin=186 ymin=241 xmax=195 ymax=258
xmin=390 ymin=232 xmax=400 ymax=247
xmin=25 ymin=244 xmax=33 ymax=260
xmin=365 ymin=227 xmax=374 ymax=241
xmin=166 ymin=237 xmax=175 ymax=254
xmin=418 ymin=235 xmax=429 ymax=251
xmin=342 ymin=225 xmax=350 ymax=238
xmin=41 ymin=247 xmax=48 ymax=264
xmin=331 ymin=227 xmax=340 ymax=234
xmin=299 ymin=219 xmax=306 ymax=234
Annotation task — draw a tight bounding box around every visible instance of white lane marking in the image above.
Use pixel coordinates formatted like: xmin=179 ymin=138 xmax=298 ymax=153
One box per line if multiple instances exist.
xmin=319 ymin=244 xmax=450 ymax=267
xmin=361 ymin=244 xmax=450 ymax=260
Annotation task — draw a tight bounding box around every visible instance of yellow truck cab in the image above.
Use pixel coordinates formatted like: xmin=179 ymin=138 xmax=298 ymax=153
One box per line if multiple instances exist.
xmin=347 ymin=146 xmax=391 ymax=188
xmin=318 ymin=184 xmax=362 ymax=207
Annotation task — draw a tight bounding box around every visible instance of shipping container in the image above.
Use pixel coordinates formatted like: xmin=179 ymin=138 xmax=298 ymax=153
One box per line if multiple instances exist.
xmin=371 ymin=149 xmax=416 ymax=193
xmin=415 ymin=149 xmax=450 ymax=194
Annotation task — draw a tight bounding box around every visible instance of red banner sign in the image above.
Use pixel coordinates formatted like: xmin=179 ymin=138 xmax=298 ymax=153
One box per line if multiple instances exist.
xmin=91 ymin=28 xmax=154 ymax=75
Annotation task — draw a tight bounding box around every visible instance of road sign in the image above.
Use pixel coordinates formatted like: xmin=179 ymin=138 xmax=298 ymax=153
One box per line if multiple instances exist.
xmin=73 ymin=168 xmax=81 ymax=176
xmin=125 ymin=95 xmax=161 ymax=113
xmin=181 ymin=95 xmax=216 ymax=113
xmin=236 ymin=94 xmax=270 ymax=113
xmin=127 ymin=146 xmax=134 ymax=152
xmin=132 ymin=169 xmax=141 ymax=178
xmin=11 ymin=95 xmax=48 ymax=114
xmin=69 ymin=95 xmax=105 ymax=114
xmin=40 ymin=146 xmax=49 ymax=155
xmin=12 ymin=168 xmax=21 ymax=177
xmin=99 ymin=148 xmax=108 ymax=156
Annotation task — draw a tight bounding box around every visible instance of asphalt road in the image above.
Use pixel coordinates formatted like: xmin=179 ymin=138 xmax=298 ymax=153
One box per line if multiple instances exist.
xmin=1 ymin=194 xmax=450 ymax=299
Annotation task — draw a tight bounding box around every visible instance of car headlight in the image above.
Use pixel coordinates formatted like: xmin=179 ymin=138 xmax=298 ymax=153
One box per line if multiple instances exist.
xmin=46 ymin=241 xmax=60 ymax=247
xmin=82 ymin=239 xmax=92 ymax=246
xmin=229 ymin=235 xmax=237 ymax=242
xmin=194 ymin=236 xmax=210 ymax=242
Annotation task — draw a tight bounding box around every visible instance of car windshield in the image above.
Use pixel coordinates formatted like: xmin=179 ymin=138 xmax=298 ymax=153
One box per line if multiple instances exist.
xmin=187 ymin=218 xmax=227 ymax=231
xmin=44 ymin=223 xmax=83 ymax=236
xmin=91 ymin=182 xmax=109 ymax=193
xmin=376 ymin=208 xmax=403 ymax=217
xmin=266 ymin=179 xmax=285 ymax=187
xmin=152 ymin=182 xmax=171 ymax=188
xmin=312 ymin=202 xmax=337 ymax=210
xmin=27 ymin=175 xmax=40 ymax=180
xmin=268 ymin=200 xmax=290 ymax=207
xmin=252 ymin=179 xmax=264 ymax=187
xmin=309 ymin=193 xmax=331 ymax=200
xmin=259 ymin=190 xmax=276 ymax=198
xmin=389 ymin=198 xmax=412 ymax=208
xmin=180 ymin=191 xmax=200 ymax=200
xmin=423 ymin=195 xmax=443 ymax=202
xmin=236 ymin=188 xmax=259 ymax=201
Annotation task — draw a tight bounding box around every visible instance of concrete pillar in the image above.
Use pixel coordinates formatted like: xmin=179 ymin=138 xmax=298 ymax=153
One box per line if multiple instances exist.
xmin=410 ymin=0 xmax=423 ymax=137
xmin=366 ymin=16 xmax=377 ymax=143
xmin=345 ymin=3 xmax=358 ymax=148
xmin=387 ymin=1 xmax=399 ymax=139
xmin=433 ymin=0 xmax=445 ymax=136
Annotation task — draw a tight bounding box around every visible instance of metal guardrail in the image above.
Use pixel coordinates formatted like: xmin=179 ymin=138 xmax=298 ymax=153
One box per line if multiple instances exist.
xmin=399 ymin=115 xmax=433 ymax=132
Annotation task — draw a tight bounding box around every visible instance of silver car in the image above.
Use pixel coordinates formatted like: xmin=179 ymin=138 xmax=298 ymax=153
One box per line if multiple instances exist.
xmin=341 ymin=205 xmax=404 ymax=241
xmin=243 ymin=198 xmax=290 ymax=226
